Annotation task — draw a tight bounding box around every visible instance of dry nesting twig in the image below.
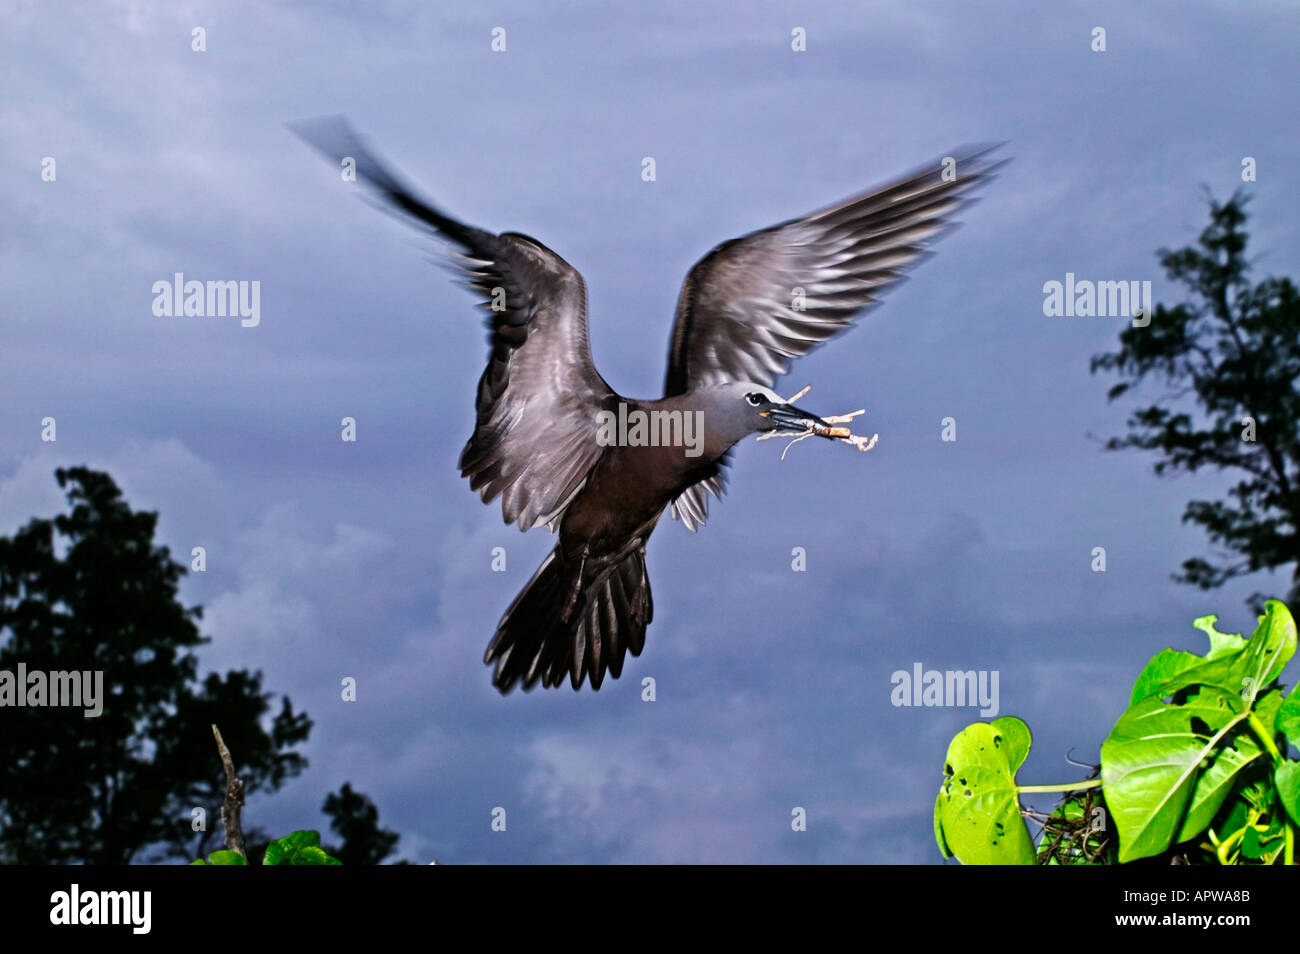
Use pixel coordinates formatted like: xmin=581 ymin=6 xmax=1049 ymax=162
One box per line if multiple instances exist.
xmin=756 ymin=385 xmax=879 ymax=460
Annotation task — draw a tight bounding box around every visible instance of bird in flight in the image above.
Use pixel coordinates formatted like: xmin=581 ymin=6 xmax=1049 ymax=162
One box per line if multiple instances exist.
xmin=294 ymin=118 xmax=1002 ymax=694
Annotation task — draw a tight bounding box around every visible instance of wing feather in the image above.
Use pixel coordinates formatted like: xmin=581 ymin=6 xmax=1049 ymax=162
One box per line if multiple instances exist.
xmin=293 ymin=117 xmax=615 ymax=530
xmin=664 ymin=145 xmax=1005 ymax=527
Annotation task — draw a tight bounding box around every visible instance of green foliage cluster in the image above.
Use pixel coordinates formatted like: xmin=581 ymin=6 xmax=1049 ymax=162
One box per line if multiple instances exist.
xmin=935 ymin=600 xmax=1299 ymax=864
xmin=192 ymin=830 xmax=341 ymax=866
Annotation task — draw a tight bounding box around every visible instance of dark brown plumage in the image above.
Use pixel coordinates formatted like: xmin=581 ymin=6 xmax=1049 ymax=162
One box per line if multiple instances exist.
xmin=294 ymin=117 xmax=1003 ymax=693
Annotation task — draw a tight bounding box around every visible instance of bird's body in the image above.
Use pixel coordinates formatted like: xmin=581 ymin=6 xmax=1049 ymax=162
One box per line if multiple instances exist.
xmin=562 ymin=391 xmax=734 ymax=543
xmin=490 ymin=390 xmax=741 ymax=690
xmin=294 ymin=118 xmax=1003 ymax=693
xmin=561 ymin=434 xmax=694 ymax=553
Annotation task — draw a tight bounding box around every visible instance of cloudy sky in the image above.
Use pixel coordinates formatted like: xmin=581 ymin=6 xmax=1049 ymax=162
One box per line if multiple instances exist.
xmin=2 ymin=0 xmax=1297 ymax=863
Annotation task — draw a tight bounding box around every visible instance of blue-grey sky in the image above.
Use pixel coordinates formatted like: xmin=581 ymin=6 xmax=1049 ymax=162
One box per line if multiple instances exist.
xmin=2 ymin=0 xmax=1297 ymax=863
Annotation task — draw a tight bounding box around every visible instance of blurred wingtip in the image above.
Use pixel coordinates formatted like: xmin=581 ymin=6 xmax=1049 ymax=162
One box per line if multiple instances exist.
xmin=287 ymin=114 xmax=363 ymax=162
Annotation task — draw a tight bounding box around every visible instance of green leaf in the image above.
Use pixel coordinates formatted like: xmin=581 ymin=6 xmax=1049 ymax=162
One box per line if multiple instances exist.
xmin=1276 ymin=760 xmax=1300 ymax=827
xmin=263 ymin=830 xmax=319 ymax=865
xmin=1192 ymin=615 xmax=1246 ymax=659
xmin=993 ymin=715 xmax=1031 ymax=774
xmin=204 ymin=849 xmax=246 ymax=865
xmin=934 ymin=718 xmax=1035 ymax=865
xmin=1056 ymin=800 xmax=1086 ymax=821
xmin=1101 ymin=687 xmax=1247 ymax=862
xmin=1277 ymin=691 xmax=1300 ymax=747
xmin=1244 ymin=805 xmax=1286 ymax=862
xmin=1127 ymin=615 xmax=1245 ymax=705
xmin=1176 ymin=731 xmax=1262 ymax=842
xmin=1246 ymin=600 xmax=1296 ymax=691
xmin=1254 ymin=688 xmax=1285 ymax=740
xmin=263 ymin=830 xmax=341 ymax=865
xmin=298 ymin=846 xmax=343 ymax=865
xmin=933 ymin=793 xmax=952 ymax=859
xmin=1152 ymin=601 xmax=1297 ymax=704
xmin=1213 ymin=794 xmax=1254 ymax=851
xmin=1123 ymin=616 xmax=1242 ymax=707
xmin=1129 ymin=649 xmax=1202 ymax=705
xmin=1240 ymin=824 xmax=1263 ymax=858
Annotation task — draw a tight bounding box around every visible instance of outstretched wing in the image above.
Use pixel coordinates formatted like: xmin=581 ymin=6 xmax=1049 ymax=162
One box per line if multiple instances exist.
xmin=664 ymin=145 xmax=1005 ymax=529
xmin=293 ymin=117 xmax=615 ymax=530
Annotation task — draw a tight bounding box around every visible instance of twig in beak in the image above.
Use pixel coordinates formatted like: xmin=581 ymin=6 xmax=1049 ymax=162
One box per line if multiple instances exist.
xmin=756 ymin=385 xmax=879 ymax=457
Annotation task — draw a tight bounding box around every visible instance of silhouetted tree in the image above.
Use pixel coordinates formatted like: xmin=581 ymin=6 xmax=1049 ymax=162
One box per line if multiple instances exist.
xmin=1092 ymin=192 xmax=1300 ymax=611
xmin=323 ymin=782 xmax=401 ymax=865
xmin=0 ymin=467 xmax=311 ymax=863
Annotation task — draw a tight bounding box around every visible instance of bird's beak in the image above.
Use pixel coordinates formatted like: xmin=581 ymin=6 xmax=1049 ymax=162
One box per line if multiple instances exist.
xmin=760 ymin=402 xmax=835 ymax=435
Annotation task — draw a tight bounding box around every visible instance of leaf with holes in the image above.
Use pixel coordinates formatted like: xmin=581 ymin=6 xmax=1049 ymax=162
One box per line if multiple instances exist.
xmin=934 ymin=717 xmax=1035 ymax=865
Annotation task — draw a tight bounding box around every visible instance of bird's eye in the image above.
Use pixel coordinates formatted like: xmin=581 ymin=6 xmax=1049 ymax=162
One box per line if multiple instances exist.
xmin=745 ymin=393 xmax=764 ymax=406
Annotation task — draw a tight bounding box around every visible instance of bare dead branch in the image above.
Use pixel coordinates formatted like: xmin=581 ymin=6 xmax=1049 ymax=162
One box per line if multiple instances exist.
xmin=211 ymin=724 xmax=246 ymax=861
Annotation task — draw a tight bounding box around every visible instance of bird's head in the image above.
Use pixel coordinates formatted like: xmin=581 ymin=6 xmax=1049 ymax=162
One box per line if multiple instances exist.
xmin=704 ymin=382 xmax=832 ymax=450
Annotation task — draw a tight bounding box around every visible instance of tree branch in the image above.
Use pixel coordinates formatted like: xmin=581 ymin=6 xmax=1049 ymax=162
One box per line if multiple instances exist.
xmin=211 ymin=724 xmax=246 ymax=860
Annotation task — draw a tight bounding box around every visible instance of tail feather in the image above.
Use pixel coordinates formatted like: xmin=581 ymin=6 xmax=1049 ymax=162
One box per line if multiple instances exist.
xmin=617 ymin=550 xmax=651 ymax=656
xmin=485 ymin=547 xmax=653 ymax=693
